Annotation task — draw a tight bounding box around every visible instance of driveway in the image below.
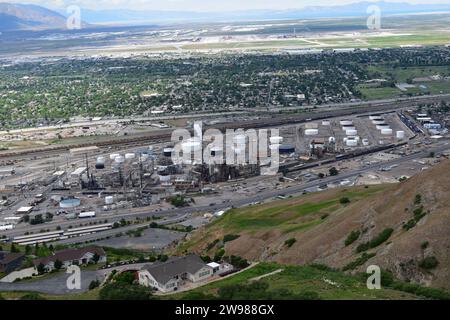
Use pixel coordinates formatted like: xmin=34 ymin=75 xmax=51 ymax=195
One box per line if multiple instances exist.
xmin=0 ymin=263 xmax=148 ymax=295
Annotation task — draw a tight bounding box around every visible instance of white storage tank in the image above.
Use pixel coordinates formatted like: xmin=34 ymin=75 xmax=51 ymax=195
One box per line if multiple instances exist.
xmin=270 ymin=136 xmax=284 ymax=144
xmin=159 ymin=174 xmax=171 ymax=182
xmin=115 ymin=155 xmax=125 ymax=164
xmin=381 ymin=128 xmax=393 ymax=135
xmin=105 ymin=196 xmax=114 ymax=205
xmin=182 ymin=138 xmax=202 ymax=153
xmin=96 ymin=156 xmax=106 ymax=164
xmin=269 ymin=144 xmax=281 ymax=151
xmin=210 ymin=147 xmax=223 ymax=157
xmin=340 ymin=120 xmax=353 ymax=126
xmin=163 ymin=148 xmax=174 ymax=157
xmin=233 ymin=135 xmax=247 ymax=146
xmin=396 ymin=131 xmax=405 ymax=139
xmin=305 ymin=123 xmax=319 ymax=129
xmin=305 ymin=129 xmax=319 ymax=136
xmin=329 ymin=137 xmax=336 ymax=143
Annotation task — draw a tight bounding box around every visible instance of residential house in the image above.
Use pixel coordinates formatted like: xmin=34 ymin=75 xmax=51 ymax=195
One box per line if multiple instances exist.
xmin=0 ymin=252 xmax=25 ymax=274
xmin=33 ymin=246 xmax=106 ymax=272
xmin=138 ymin=255 xmax=213 ymax=293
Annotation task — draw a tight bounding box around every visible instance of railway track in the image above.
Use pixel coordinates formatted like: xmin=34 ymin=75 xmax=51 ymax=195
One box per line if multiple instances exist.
xmin=1 ymin=95 xmax=448 ymax=160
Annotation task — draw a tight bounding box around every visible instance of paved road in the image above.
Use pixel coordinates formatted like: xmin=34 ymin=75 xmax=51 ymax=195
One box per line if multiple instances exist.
xmin=0 ymin=263 xmax=148 ymax=295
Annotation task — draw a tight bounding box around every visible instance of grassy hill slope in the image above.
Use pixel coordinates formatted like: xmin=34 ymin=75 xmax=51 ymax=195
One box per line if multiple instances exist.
xmin=178 ymin=159 xmax=450 ymax=290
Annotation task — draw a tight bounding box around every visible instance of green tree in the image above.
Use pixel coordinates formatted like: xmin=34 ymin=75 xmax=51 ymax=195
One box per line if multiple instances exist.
xmin=329 ymin=167 xmax=339 ymax=176
xmin=54 ymin=259 xmax=63 ymax=270
xmin=37 ymin=263 xmax=46 ymax=275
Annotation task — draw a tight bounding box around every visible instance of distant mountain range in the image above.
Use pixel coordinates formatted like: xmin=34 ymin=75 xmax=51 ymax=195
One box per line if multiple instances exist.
xmin=80 ymin=1 xmax=450 ymax=24
xmin=1 ymin=1 xmax=450 ymax=31
xmin=0 ymin=2 xmax=66 ymax=31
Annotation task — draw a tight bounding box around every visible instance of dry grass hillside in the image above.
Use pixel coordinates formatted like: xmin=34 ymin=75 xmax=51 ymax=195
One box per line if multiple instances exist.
xmin=178 ymin=159 xmax=450 ymax=290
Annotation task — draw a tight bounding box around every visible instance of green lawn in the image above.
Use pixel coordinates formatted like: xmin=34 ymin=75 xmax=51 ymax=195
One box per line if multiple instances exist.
xmin=208 ymin=187 xmax=385 ymax=234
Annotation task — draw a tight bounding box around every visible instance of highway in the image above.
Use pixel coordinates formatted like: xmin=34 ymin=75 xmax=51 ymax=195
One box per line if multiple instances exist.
xmin=3 ymin=141 xmax=449 ymax=243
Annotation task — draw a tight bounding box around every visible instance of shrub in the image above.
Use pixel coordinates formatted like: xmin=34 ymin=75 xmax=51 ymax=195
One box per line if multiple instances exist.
xmin=99 ymin=282 xmax=153 ymax=300
xmin=223 ymin=234 xmax=240 ymax=243
xmin=414 ymin=194 xmax=422 ymax=205
xmin=345 ymin=230 xmax=360 ymax=246
xmin=343 ymin=252 xmax=376 ymax=271
xmin=421 ymin=241 xmax=429 ymax=250
xmin=339 ymin=197 xmax=351 ymax=205
xmin=213 ymin=248 xmax=225 ymax=262
xmin=20 ymin=293 xmax=45 ymax=300
xmin=89 ymin=279 xmax=101 ymax=290
xmin=206 ymin=239 xmax=220 ymax=251
xmin=284 ymin=238 xmax=297 ymax=248
xmin=114 ymin=271 xmax=136 ymax=285
xmin=419 ymin=256 xmax=439 ymax=270
xmin=296 ymin=291 xmax=321 ymax=300
xmin=356 ymin=228 xmax=394 ymax=253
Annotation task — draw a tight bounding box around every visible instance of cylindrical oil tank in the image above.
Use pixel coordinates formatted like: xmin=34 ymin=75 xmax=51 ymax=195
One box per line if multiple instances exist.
xmin=59 ymin=198 xmax=81 ymax=209
xmin=163 ymin=148 xmax=174 ymax=157
xmin=210 ymin=147 xmax=223 ymax=157
xmin=95 ymin=163 xmax=105 ymax=169
xmin=97 ymin=156 xmax=106 ymax=164
xmin=329 ymin=137 xmax=336 ymax=143
xmin=340 ymin=120 xmax=353 ymax=126
xmin=305 ymin=129 xmax=319 ymax=136
xmin=346 ymin=139 xmax=358 ymax=147
xmin=158 ymin=174 xmax=171 ymax=182
xmin=233 ymin=134 xmax=247 ymax=145
xmin=270 ymin=136 xmax=284 ymax=144
xmin=125 ymin=153 xmax=136 ymax=160
xmin=115 ymin=155 xmax=125 ymax=164
xmin=182 ymin=138 xmax=202 ymax=153
xmin=381 ymin=128 xmax=393 ymax=135
xmin=396 ymin=131 xmax=405 ymax=139
xmin=105 ymin=196 xmax=114 ymax=205
xmin=279 ymin=144 xmax=296 ymax=154
xmin=305 ymin=123 xmax=319 ymax=129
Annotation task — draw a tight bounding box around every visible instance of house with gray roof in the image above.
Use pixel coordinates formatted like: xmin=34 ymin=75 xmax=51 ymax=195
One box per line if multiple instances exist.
xmin=33 ymin=246 xmax=106 ymax=272
xmin=0 ymin=252 xmax=25 ymax=274
xmin=138 ymin=255 xmax=213 ymax=292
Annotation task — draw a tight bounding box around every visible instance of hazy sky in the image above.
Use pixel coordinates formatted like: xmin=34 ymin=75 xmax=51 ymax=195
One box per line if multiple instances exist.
xmin=5 ymin=0 xmax=450 ymax=12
